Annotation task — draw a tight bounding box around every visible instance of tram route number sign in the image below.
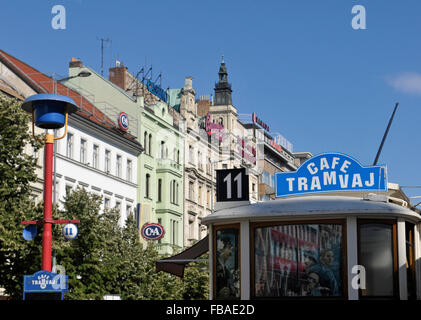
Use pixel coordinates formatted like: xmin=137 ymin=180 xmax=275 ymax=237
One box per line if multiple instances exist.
xmin=216 ymin=168 xmax=249 ymax=202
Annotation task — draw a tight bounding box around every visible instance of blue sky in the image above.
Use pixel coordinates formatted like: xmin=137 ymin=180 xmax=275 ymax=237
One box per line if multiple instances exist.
xmin=2 ymin=0 xmax=421 ymax=200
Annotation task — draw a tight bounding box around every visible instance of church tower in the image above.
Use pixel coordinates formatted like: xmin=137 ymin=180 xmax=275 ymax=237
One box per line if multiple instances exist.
xmin=214 ymin=55 xmax=232 ymax=106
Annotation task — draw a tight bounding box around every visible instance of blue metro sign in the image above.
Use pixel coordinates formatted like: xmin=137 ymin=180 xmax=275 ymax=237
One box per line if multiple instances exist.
xmin=275 ymin=153 xmax=387 ymax=197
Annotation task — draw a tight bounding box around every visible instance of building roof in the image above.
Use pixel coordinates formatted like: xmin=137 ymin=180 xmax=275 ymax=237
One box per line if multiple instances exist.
xmin=202 ymin=195 xmax=421 ymax=224
xmin=0 ymin=49 xmax=142 ymax=148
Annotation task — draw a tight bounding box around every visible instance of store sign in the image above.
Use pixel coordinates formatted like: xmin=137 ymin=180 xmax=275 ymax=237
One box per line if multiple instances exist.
xmin=252 ymin=112 xmax=270 ymax=132
xmin=23 ymin=270 xmax=68 ymax=293
xmin=269 ymin=139 xmax=282 ymax=153
xmin=146 ymin=79 xmax=168 ymax=102
xmin=141 ymin=223 xmax=165 ymax=241
xmin=236 ymin=137 xmax=256 ymax=165
xmin=118 ymin=112 xmax=129 ymax=131
xmin=205 ymin=113 xmax=227 ymax=141
xmin=275 ymin=153 xmax=387 ymax=197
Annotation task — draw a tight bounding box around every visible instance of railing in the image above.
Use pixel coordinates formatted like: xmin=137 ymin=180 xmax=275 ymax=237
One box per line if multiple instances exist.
xmin=156 ymin=158 xmax=182 ymax=171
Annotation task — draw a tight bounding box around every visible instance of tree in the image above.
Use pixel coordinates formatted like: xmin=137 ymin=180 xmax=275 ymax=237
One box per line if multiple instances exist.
xmin=55 ymin=188 xmax=209 ymax=300
xmin=0 ymin=95 xmax=44 ymax=299
xmin=181 ymin=252 xmax=209 ymax=300
xmin=54 ymin=188 xmax=185 ymax=300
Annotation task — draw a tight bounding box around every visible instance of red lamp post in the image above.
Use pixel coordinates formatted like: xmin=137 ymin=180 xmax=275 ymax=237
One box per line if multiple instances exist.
xmin=21 ymin=94 xmax=80 ymax=271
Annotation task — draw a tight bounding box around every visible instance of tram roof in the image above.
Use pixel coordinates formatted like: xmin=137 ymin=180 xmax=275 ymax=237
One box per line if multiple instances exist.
xmin=203 ymin=195 xmax=421 ymax=225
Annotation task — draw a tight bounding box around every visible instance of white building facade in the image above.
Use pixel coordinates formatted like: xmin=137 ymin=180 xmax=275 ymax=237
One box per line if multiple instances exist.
xmin=55 ymin=113 xmax=142 ymax=226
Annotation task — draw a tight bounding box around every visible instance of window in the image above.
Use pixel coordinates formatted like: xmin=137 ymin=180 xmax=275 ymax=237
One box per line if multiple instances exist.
xmin=65 ymin=184 xmax=72 ymax=196
xmin=145 ymin=174 xmax=150 ymax=198
xmin=105 ymin=150 xmax=111 ymax=173
xmin=176 ymin=183 xmax=179 ymax=205
xmin=189 ymin=181 xmax=194 ymax=201
xmin=93 ymin=144 xmax=99 ymax=169
xmin=189 ymin=219 xmax=194 ymax=240
xmin=126 ymin=205 xmax=132 ymax=218
xmin=207 ymin=157 xmax=211 ymax=175
xmin=148 ymin=134 xmax=152 ymax=156
xmin=80 ymin=139 xmax=87 ymax=164
xmin=207 ymin=190 xmax=210 ymax=206
xmin=160 ymin=141 xmax=165 ymax=159
xmin=116 ymin=155 xmax=122 ymax=177
xmin=198 ymin=151 xmax=202 ymax=170
xmin=358 ymin=221 xmax=397 ymax=298
xmin=198 ymin=185 xmax=202 ymax=205
xmin=171 ymin=219 xmax=178 ymax=246
xmin=126 ymin=160 xmax=132 ymax=182
xmin=214 ymin=226 xmax=240 ymax=299
xmin=252 ymin=222 xmax=344 ymax=298
xmin=189 ymin=145 xmax=194 ymax=164
xmin=158 ymin=179 xmax=162 ymax=202
xmin=104 ymin=197 xmax=110 ymax=209
xmin=115 ymin=201 xmax=121 ymax=213
xmin=198 ymin=221 xmax=202 ymax=240
xmin=66 ymin=133 xmax=73 ymax=158
xmin=144 ymin=132 xmax=148 ymax=155
xmin=170 ymin=180 xmax=178 ymax=204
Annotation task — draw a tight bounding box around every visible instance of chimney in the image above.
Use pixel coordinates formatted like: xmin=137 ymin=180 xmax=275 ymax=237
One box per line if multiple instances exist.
xmin=69 ymin=57 xmax=83 ymax=68
xmin=184 ymin=76 xmax=193 ymax=90
xmin=109 ymin=61 xmax=129 ymax=91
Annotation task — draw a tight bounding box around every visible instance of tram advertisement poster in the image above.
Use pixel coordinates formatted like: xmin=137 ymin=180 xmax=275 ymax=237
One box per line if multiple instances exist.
xmin=254 ymin=224 xmax=343 ymax=297
xmin=215 ymin=228 xmax=240 ymax=299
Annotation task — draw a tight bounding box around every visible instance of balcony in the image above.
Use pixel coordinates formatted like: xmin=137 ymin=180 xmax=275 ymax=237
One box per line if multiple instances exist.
xmin=156 ymin=158 xmax=182 ymax=172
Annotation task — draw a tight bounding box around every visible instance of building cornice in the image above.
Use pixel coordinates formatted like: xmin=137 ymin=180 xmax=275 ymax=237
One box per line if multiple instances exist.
xmin=70 ymin=113 xmax=144 ymax=155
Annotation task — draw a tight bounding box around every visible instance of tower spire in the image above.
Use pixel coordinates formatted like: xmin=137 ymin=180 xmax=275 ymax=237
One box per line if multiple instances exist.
xmin=214 ymin=56 xmax=232 ymax=106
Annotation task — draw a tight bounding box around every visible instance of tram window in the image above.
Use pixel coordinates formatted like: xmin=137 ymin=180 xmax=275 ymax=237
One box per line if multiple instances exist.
xmin=406 ymin=222 xmax=416 ymax=299
xmin=358 ymin=222 xmax=397 ymax=298
xmin=214 ymin=226 xmax=240 ymax=300
xmin=252 ymin=222 xmax=344 ymax=298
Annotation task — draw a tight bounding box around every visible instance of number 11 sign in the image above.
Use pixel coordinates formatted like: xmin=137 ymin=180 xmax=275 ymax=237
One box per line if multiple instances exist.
xmin=216 ymin=168 xmax=249 ymax=202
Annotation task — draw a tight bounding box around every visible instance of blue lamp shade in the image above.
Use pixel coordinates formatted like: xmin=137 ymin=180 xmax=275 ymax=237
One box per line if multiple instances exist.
xmin=22 ymin=94 xmax=78 ymax=129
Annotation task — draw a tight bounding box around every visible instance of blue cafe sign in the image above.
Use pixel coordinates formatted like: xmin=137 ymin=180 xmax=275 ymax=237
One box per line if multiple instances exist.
xmin=23 ymin=270 xmax=68 ymax=299
xmin=275 ymin=153 xmax=387 ymax=197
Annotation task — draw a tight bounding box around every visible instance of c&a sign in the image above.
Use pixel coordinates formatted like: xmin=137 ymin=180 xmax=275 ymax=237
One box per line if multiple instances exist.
xmin=275 ymin=153 xmax=387 ymax=197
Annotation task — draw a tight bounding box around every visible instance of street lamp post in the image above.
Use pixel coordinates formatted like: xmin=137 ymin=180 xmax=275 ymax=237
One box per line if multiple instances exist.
xmin=21 ymin=94 xmax=80 ymax=271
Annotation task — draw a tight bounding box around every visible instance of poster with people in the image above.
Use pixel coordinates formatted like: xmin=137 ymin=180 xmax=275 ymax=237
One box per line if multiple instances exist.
xmin=215 ymin=228 xmax=240 ymax=299
xmin=254 ymin=224 xmax=343 ymax=297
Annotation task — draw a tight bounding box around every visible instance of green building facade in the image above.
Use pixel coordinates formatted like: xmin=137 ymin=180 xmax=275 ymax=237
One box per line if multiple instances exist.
xmin=64 ymin=59 xmax=185 ymax=255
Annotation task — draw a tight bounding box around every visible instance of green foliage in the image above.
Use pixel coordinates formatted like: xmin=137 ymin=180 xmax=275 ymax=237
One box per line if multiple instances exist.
xmin=181 ymin=252 xmax=209 ymax=300
xmin=0 ymin=95 xmax=44 ymax=299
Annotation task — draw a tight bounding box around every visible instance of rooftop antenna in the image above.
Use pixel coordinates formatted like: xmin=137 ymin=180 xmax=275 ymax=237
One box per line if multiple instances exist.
xmin=97 ymin=37 xmax=110 ymax=77
xmin=373 ymin=102 xmax=399 ymax=165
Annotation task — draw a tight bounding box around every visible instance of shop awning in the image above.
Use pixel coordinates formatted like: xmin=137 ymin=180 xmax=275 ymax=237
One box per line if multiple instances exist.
xmin=155 ymin=235 xmax=209 ymax=278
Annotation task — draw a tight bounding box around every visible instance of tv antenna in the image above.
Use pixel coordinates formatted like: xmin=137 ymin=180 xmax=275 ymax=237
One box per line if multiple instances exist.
xmin=97 ymin=37 xmax=111 ymax=77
